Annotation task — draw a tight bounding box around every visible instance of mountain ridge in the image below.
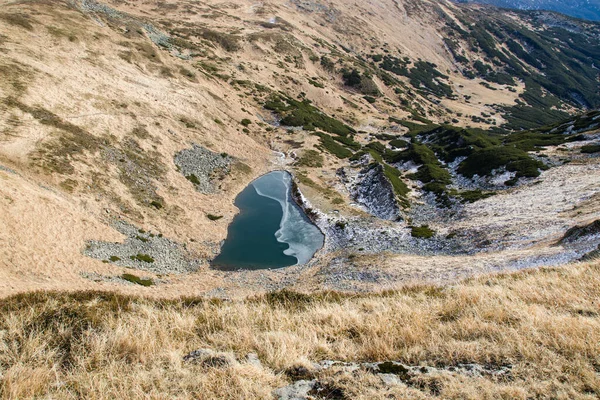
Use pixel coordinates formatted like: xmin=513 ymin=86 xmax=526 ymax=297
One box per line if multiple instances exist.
xmin=454 ymin=0 xmax=600 ymax=21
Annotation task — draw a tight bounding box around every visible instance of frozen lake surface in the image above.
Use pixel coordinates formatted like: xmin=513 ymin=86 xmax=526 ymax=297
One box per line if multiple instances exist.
xmin=212 ymin=171 xmax=324 ymax=271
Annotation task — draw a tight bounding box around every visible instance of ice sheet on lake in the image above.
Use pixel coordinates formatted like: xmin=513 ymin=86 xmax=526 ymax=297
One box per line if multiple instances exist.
xmin=252 ymin=171 xmax=324 ymax=265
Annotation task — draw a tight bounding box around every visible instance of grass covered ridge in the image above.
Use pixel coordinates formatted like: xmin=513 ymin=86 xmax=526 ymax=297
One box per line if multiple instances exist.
xmin=1 ymin=262 xmax=599 ymax=398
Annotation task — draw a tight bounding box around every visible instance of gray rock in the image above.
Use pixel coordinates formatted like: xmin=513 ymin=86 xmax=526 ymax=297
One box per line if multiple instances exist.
xmin=379 ymin=373 xmax=406 ymax=386
xmin=183 ymin=348 xmax=215 ymax=362
xmin=274 ymin=380 xmax=317 ymax=400
xmin=580 ymin=244 xmax=600 ymax=261
xmin=352 ymin=163 xmax=400 ymax=220
xmin=183 ymin=348 xmax=235 ymax=368
xmin=246 ymin=353 xmax=262 ymax=367
xmin=337 ymin=156 xmax=400 ymax=221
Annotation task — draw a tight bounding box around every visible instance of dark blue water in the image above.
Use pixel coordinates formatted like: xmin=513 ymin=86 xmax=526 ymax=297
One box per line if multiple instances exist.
xmin=212 ymin=171 xmax=324 ymax=271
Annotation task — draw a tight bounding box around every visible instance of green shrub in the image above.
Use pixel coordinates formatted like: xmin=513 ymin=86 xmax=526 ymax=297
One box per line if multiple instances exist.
xmin=121 ymin=273 xmax=154 ymax=287
xmin=241 ymin=118 xmax=251 ymax=127
xmin=411 ymin=225 xmax=435 ymax=239
xmin=581 ymin=144 xmax=600 ymax=154
xmin=389 ymin=139 xmax=409 ymax=149
xmin=135 ymin=235 xmax=149 ymax=243
xmin=458 ymin=146 xmax=546 ymax=178
xmin=317 ymin=134 xmax=353 ymax=159
xmin=265 ymin=94 xmax=355 ymax=136
xmin=130 ymin=254 xmax=155 ymax=263
xmin=363 ymin=96 xmax=377 ymax=104
xmin=109 ymin=256 xmax=121 ymax=262
xmin=335 ymin=221 xmax=347 ymax=229
xmin=457 ymin=190 xmax=496 ymax=203
xmin=383 ymin=164 xmax=409 ymax=203
xmin=186 ymin=174 xmax=200 ymax=185
xmin=308 ymin=78 xmax=324 ymax=88
xmin=207 ymin=214 xmax=223 ymax=221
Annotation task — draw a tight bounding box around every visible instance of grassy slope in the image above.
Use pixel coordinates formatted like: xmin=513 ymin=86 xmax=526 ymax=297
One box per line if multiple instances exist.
xmin=1 ymin=261 xmax=599 ymax=399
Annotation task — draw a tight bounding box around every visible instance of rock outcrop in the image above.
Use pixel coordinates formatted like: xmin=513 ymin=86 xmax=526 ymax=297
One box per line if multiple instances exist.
xmin=338 ymin=157 xmax=400 ymax=221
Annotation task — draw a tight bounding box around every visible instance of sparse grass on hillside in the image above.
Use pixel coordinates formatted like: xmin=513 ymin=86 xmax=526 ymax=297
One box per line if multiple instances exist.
xmin=1 ymin=262 xmax=599 ymax=399
xmin=295 ymin=149 xmax=324 ymax=168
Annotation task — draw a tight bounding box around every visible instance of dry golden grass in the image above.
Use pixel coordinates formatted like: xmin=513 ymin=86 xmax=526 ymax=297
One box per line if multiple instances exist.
xmin=1 ymin=261 xmax=599 ymax=399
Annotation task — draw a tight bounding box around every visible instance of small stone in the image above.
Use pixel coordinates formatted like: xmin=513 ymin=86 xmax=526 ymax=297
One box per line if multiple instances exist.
xmin=379 ymin=373 xmax=406 ymax=386
xmin=273 ymin=380 xmax=317 ymax=400
xmin=201 ymin=355 xmax=231 ymax=368
xmin=183 ymin=348 xmax=214 ymax=362
xmin=246 ymin=353 xmax=262 ymax=367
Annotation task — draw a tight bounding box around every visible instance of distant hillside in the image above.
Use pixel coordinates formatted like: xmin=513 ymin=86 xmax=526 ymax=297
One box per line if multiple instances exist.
xmin=0 ymin=0 xmax=599 ymax=303
xmin=454 ymin=0 xmax=600 ymax=21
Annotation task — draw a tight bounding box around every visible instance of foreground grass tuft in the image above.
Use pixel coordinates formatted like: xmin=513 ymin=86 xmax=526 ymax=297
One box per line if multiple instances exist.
xmin=1 ymin=262 xmax=599 ymax=398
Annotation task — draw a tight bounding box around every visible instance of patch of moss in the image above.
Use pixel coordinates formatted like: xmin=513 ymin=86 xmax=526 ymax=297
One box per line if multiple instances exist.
xmin=363 ymin=95 xmax=377 ymax=104
xmin=207 ymin=214 xmax=223 ymax=221
xmin=308 ymin=78 xmax=324 ymax=88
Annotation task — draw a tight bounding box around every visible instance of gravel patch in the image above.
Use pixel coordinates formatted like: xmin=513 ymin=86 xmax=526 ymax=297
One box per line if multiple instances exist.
xmin=174 ymin=144 xmax=232 ymax=194
xmin=83 ymin=220 xmax=201 ymax=274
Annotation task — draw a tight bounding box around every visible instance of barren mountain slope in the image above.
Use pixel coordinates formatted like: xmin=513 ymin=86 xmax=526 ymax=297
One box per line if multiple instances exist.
xmin=0 ymin=0 xmax=599 ymax=298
